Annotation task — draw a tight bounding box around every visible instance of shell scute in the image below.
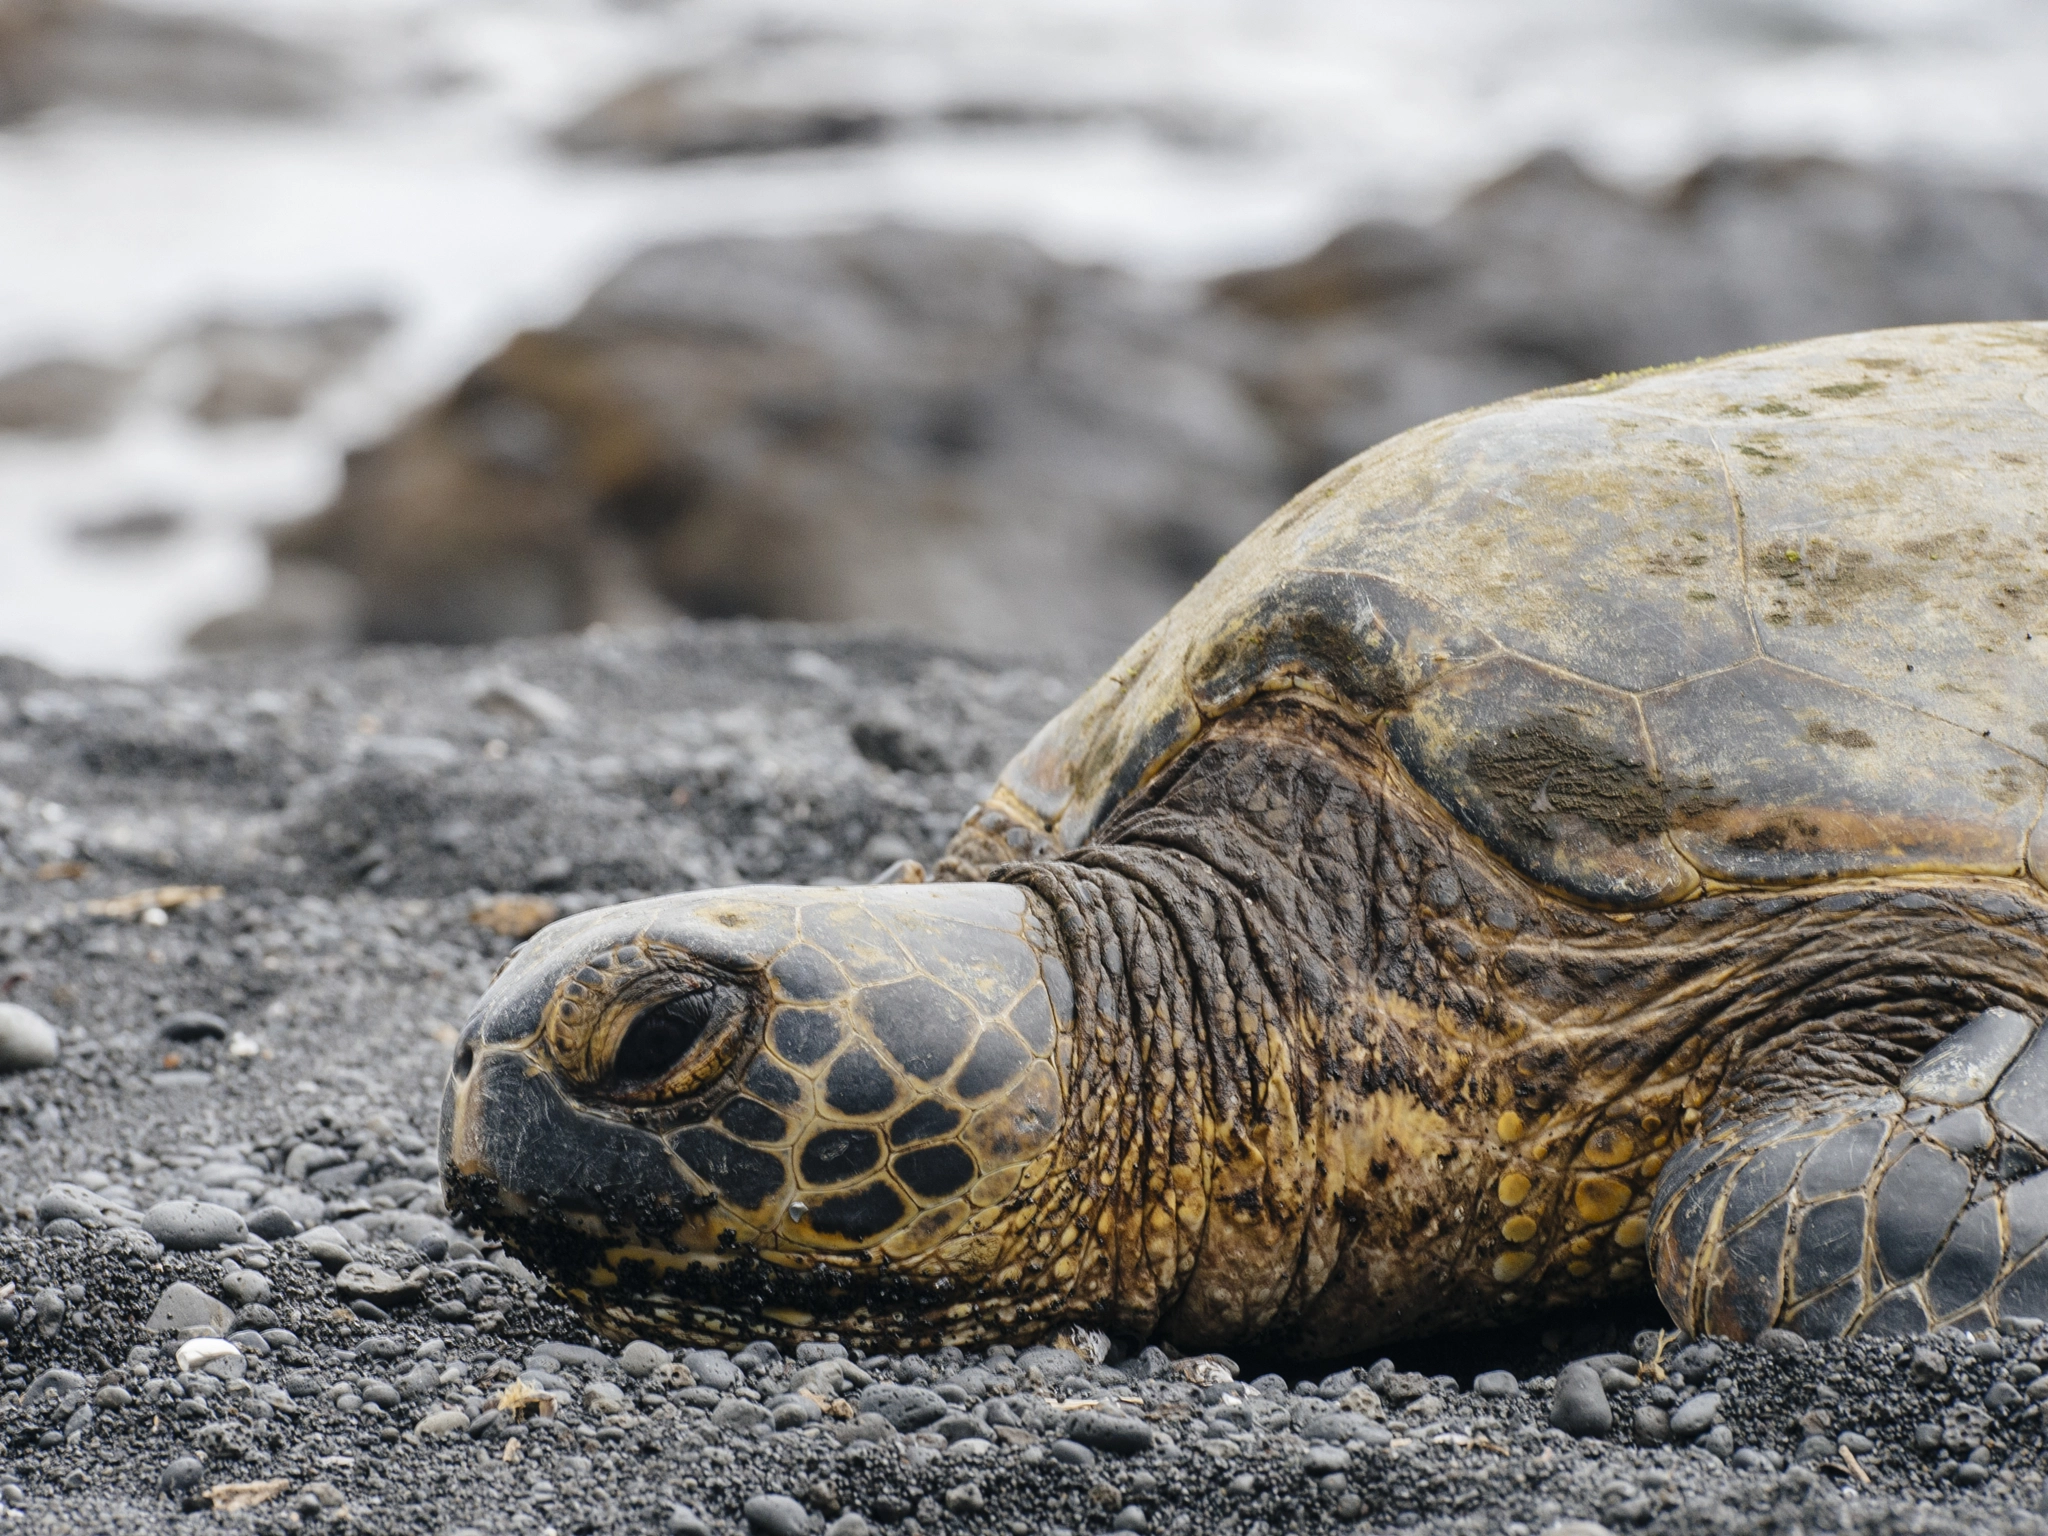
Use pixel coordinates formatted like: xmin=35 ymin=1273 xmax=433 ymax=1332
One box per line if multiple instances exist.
xmin=1644 ymin=659 xmax=2042 ymax=885
xmin=1385 ymin=653 xmax=1699 ymax=907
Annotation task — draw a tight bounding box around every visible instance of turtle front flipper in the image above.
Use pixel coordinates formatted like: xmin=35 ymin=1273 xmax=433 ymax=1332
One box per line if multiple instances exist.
xmin=1650 ymin=1007 xmax=2048 ymax=1341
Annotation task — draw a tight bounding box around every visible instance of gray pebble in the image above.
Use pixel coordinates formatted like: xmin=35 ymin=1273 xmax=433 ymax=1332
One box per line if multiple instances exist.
xmin=670 ymin=1510 xmax=711 ymax=1536
xmin=218 ymin=1268 xmax=272 ymax=1307
xmin=141 ymin=1199 xmax=247 ymax=1252
xmin=21 ymin=1369 xmax=86 ymax=1409
xmin=1048 ymin=1438 xmax=1096 ymax=1467
xmin=34 ymin=1185 xmax=100 ymax=1227
xmin=158 ymin=1456 xmax=205 ymax=1494
xmin=712 ymin=1399 xmax=771 ymax=1432
xmin=1303 ymin=1444 xmax=1350 ymax=1474
xmin=1065 ymin=1409 xmax=1154 ymax=1455
xmin=1473 ymin=1369 xmax=1519 ymax=1398
xmin=742 ymin=1494 xmax=810 ymax=1536
xmin=1113 ymin=1507 xmax=1149 ymax=1533
xmin=620 ymin=1340 xmax=672 ymax=1378
xmin=158 ymin=1011 xmax=228 ymax=1043
xmin=0 ymin=1003 xmax=57 ymax=1071
xmin=144 ymin=1281 xmax=234 ymax=1337
xmin=823 ymin=1516 xmax=868 ymax=1536
xmin=1909 ymin=1346 xmax=1948 ymax=1385
xmin=1548 ymin=1362 xmax=1611 ymax=1437
xmin=1632 ymin=1405 xmax=1671 ymax=1445
xmin=1669 ymin=1391 xmax=1722 ymax=1438
xmin=247 ymin=1206 xmax=304 ymax=1241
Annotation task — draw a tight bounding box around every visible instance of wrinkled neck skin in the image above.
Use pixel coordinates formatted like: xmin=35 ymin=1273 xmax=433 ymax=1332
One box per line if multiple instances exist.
xmin=985 ymin=699 xmax=2048 ymax=1358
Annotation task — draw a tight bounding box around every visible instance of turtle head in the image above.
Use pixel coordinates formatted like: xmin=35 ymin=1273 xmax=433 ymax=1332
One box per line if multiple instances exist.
xmin=440 ymin=881 xmax=1072 ymax=1348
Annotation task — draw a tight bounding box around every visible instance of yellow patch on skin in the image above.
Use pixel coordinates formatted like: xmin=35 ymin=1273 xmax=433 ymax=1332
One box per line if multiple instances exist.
xmin=1575 ymin=1176 xmax=1632 ymax=1223
xmin=1568 ymin=1260 xmax=1594 ymax=1278
xmin=1497 ymin=1111 xmax=1526 ymax=1142
xmin=1583 ymin=1128 xmax=1636 ymax=1168
xmin=1497 ymin=1171 xmax=1532 ymax=1207
xmin=1337 ymin=1089 xmax=1460 ymax=1187
xmin=1614 ymin=1215 xmax=1649 ymax=1248
xmin=1640 ymin=1114 xmax=1663 ymax=1134
xmin=1493 ymin=1251 xmax=1536 ymax=1283
xmin=1569 ymin=1236 xmax=1593 ymax=1257
xmin=1501 ymin=1215 xmax=1537 ymax=1243
xmin=1640 ymin=1154 xmax=1665 ymax=1179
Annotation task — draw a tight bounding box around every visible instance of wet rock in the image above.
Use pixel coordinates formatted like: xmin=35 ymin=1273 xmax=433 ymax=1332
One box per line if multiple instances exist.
xmin=0 ymin=1004 xmax=59 ymax=1070
xmin=141 ymin=1200 xmax=246 ymax=1251
xmin=1548 ymin=1363 xmax=1611 ymax=1438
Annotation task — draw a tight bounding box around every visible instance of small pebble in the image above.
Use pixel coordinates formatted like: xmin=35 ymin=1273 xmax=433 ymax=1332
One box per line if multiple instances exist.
xmin=1549 ymin=1362 xmax=1611 ymax=1438
xmin=0 ymin=1003 xmax=58 ymax=1071
xmin=620 ymin=1340 xmax=673 ymax=1378
xmin=1669 ymin=1391 xmax=1722 ymax=1438
xmin=1473 ymin=1369 xmax=1519 ymax=1397
xmin=415 ymin=1410 xmax=469 ymax=1437
xmin=145 ymin=1282 xmax=234 ymax=1337
xmin=173 ymin=1337 xmax=241 ymax=1375
xmin=743 ymin=1494 xmax=811 ymax=1536
xmin=141 ymin=1200 xmax=247 ymax=1252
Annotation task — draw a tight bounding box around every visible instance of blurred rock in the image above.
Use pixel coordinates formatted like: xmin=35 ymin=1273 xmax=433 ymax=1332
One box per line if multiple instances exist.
xmin=553 ymin=64 xmax=1222 ymax=165
xmin=185 ymin=559 xmax=362 ymax=653
xmin=0 ymin=355 xmax=129 ymax=437
xmin=1215 ymin=150 xmax=2048 ymax=484
xmin=1 ymin=0 xmax=336 ymax=123
xmin=556 ymin=68 xmax=886 ymax=162
xmin=179 ymin=307 xmax=394 ymax=425
xmin=251 ymin=226 xmax=1280 ymax=664
xmin=206 ymin=153 xmax=2048 ymax=667
xmin=69 ymin=505 xmax=184 ymax=547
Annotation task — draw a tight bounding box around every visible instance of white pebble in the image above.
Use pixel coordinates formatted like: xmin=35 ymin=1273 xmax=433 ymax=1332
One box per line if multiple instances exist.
xmin=175 ymin=1337 xmax=241 ymax=1373
xmin=0 ymin=1004 xmax=58 ymax=1071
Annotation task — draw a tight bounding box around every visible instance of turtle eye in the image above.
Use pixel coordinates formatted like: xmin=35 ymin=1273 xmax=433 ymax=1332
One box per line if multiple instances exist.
xmin=591 ymin=982 xmax=754 ymax=1103
xmin=610 ymin=991 xmax=722 ymax=1088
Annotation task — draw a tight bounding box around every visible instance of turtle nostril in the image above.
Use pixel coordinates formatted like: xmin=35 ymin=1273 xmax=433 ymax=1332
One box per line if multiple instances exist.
xmin=452 ymin=1041 xmax=476 ymax=1083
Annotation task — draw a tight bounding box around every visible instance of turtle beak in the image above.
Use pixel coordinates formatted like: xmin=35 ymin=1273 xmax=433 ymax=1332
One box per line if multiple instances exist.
xmin=439 ymin=1018 xmax=714 ymax=1239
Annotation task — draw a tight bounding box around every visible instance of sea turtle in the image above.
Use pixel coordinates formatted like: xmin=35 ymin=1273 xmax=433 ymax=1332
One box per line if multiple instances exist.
xmin=442 ymin=322 xmax=2048 ymax=1357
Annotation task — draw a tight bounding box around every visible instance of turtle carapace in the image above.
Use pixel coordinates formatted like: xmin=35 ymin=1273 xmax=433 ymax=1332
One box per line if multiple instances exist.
xmin=442 ymin=323 xmax=2048 ymax=1356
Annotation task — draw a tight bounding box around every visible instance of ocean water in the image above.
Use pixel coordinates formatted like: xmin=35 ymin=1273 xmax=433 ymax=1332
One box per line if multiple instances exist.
xmin=5 ymin=0 xmax=2047 ymax=676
